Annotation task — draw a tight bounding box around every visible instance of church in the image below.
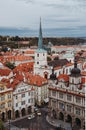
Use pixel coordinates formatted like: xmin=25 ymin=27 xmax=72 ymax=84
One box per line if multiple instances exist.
xmin=48 ymin=56 xmax=85 ymax=129
xmin=34 ymin=19 xmax=83 ymax=80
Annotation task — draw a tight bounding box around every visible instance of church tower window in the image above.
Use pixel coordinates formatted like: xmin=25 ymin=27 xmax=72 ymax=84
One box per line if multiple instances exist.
xmin=37 ymin=62 xmax=39 ymax=64
xmin=37 ymin=54 xmax=39 ymax=57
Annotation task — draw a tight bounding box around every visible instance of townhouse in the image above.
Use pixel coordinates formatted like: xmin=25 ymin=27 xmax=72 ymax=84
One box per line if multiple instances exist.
xmin=0 ymin=80 xmax=13 ymax=121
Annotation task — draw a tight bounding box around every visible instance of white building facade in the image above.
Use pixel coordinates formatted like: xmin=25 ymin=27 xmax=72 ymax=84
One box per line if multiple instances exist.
xmin=13 ymin=82 xmax=35 ymax=118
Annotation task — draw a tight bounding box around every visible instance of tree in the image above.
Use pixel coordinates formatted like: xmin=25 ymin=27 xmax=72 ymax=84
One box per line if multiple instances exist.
xmin=5 ymin=62 xmax=15 ymax=70
xmin=47 ymin=56 xmax=52 ymax=61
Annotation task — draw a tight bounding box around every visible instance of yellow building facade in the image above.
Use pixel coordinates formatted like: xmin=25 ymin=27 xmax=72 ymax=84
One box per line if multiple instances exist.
xmin=0 ymin=82 xmax=13 ymax=121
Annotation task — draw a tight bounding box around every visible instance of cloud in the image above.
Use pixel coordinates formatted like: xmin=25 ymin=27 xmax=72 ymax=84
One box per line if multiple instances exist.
xmin=16 ymin=0 xmax=34 ymax=3
xmin=0 ymin=0 xmax=86 ymax=37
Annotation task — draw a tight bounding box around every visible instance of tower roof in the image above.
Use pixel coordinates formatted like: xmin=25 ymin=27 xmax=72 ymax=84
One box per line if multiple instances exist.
xmin=38 ymin=18 xmax=43 ymax=49
xmin=70 ymin=57 xmax=81 ymax=77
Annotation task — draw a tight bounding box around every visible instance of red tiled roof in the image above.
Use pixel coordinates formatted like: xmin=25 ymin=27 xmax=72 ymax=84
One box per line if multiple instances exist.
xmin=58 ymin=74 xmax=69 ymax=82
xmin=0 ymin=55 xmax=33 ymax=63
xmin=1 ymin=78 xmax=11 ymax=88
xmin=11 ymin=80 xmax=20 ymax=89
xmin=0 ymin=68 xmax=11 ymax=76
xmin=13 ymin=62 xmax=34 ymax=73
xmin=28 ymin=74 xmax=48 ymax=87
xmin=25 ymin=50 xmax=35 ymax=54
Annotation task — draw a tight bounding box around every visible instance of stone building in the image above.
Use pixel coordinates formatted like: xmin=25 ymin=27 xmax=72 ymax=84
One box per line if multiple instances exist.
xmin=48 ymin=57 xmax=85 ymax=129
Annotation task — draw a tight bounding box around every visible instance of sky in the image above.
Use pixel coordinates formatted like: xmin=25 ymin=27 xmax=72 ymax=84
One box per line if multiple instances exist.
xmin=0 ymin=0 xmax=86 ymax=37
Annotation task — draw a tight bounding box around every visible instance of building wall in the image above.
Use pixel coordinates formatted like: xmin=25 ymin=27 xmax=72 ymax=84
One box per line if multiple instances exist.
xmin=33 ymin=84 xmax=48 ymax=106
xmin=13 ymin=82 xmax=35 ymax=118
xmin=48 ymin=72 xmax=85 ymax=128
xmin=0 ymin=83 xmax=13 ymax=121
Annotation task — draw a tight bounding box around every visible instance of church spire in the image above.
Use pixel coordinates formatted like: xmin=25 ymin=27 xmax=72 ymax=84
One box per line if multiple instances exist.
xmin=38 ymin=17 xmax=43 ymax=49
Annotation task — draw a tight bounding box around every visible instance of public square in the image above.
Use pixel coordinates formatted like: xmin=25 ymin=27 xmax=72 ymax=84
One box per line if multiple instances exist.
xmin=5 ymin=108 xmax=56 ymax=130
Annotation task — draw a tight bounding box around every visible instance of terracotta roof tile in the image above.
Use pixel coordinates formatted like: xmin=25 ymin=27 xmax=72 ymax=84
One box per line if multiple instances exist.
xmin=13 ymin=62 xmax=34 ymax=73
xmin=28 ymin=74 xmax=48 ymax=87
xmin=0 ymin=68 xmax=11 ymax=76
xmin=58 ymin=74 xmax=69 ymax=82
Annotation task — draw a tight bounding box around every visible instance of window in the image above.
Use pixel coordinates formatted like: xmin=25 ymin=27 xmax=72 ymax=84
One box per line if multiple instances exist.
xmin=18 ymin=90 xmax=20 ymax=92
xmin=31 ymin=98 xmax=34 ymax=103
xmin=59 ymin=71 xmax=61 ymax=75
xmin=22 ymin=93 xmax=25 ymax=98
xmin=76 ymin=108 xmax=81 ymax=115
xmin=67 ymin=95 xmax=72 ymax=101
xmin=21 ymin=101 xmax=25 ymax=105
xmin=59 ymin=92 xmax=63 ymax=99
xmin=16 ymin=103 xmax=18 ymax=107
xmin=43 ymin=53 xmax=45 ymax=56
xmin=59 ymin=102 xmax=65 ymax=110
xmin=0 ymin=87 xmax=4 ymax=91
xmin=70 ymin=68 xmax=71 ymax=72
xmin=8 ymin=102 xmax=11 ymax=107
xmin=8 ymin=94 xmax=11 ymax=99
xmin=31 ymin=92 xmax=33 ymax=96
xmin=1 ymin=103 xmax=5 ymax=109
xmin=72 ymin=87 xmax=74 ymax=91
xmin=72 ymin=78 xmax=74 ymax=83
xmin=1 ymin=96 xmax=5 ymax=101
xmin=21 ymin=89 xmax=24 ymax=92
xmin=52 ymin=91 xmax=56 ymax=97
xmin=76 ymin=97 xmax=81 ymax=103
xmin=16 ymin=96 xmax=18 ymax=99
xmin=28 ymin=99 xmax=30 ymax=103
xmin=67 ymin=105 xmax=71 ymax=112
xmin=66 ymin=69 xmax=68 ymax=74
xmin=37 ymin=62 xmax=39 ymax=64
xmin=37 ymin=54 xmax=39 ymax=57
xmin=28 ymin=92 xmax=30 ymax=96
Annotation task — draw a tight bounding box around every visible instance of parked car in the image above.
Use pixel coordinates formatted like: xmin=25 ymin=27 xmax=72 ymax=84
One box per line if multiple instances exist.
xmin=37 ymin=111 xmax=41 ymax=116
xmin=28 ymin=113 xmax=35 ymax=119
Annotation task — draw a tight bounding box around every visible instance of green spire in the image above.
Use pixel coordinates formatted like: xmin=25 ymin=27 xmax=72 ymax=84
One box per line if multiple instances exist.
xmin=38 ymin=18 xmax=43 ymax=49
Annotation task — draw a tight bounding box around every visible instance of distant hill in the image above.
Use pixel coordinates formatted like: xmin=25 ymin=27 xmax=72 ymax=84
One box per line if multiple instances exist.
xmin=0 ymin=36 xmax=86 ymax=49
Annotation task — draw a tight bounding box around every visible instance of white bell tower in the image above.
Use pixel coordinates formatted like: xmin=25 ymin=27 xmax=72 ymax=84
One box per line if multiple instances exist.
xmin=34 ymin=18 xmax=47 ymax=74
